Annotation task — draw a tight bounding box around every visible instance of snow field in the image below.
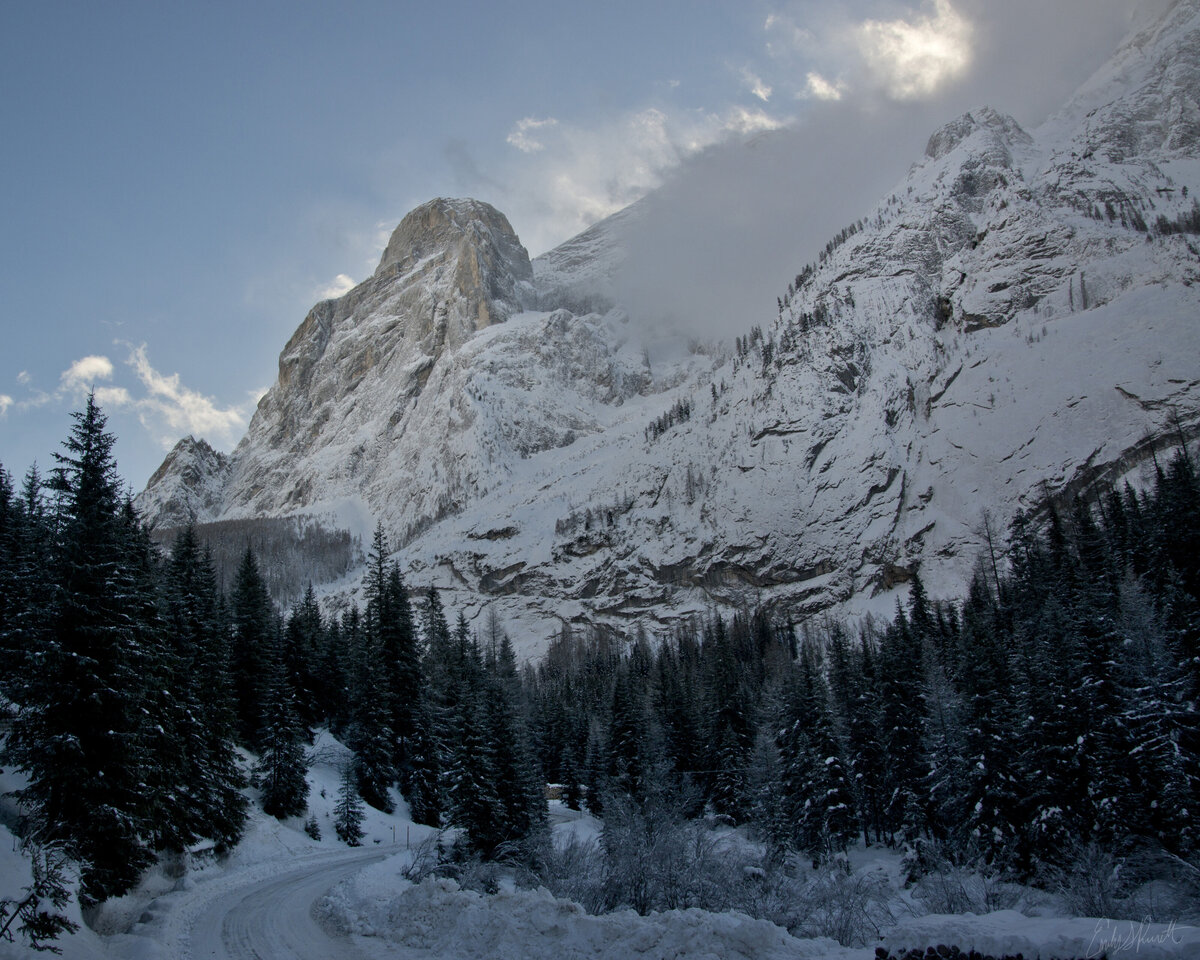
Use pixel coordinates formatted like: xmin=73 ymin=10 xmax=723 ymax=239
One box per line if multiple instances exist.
xmin=882 ymin=911 xmax=1200 ymax=960
xmin=318 ymin=864 xmax=858 ymax=960
xmin=5 ymin=730 xmax=1200 ymax=960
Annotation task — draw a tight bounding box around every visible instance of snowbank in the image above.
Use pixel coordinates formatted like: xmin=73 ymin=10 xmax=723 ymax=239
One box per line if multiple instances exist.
xmin=318 ymin=863 xmax=864 ymax=960
xmin=883 ymin=910 xmax=1200 ymax=960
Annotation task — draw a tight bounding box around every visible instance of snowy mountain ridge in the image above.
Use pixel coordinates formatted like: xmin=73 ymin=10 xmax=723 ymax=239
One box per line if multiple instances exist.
xmin=137 ymin=0 xmax=1200 ymax=654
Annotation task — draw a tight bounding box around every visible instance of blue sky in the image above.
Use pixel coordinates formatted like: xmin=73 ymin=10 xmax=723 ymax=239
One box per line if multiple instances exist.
xmin=0 ymin=0 xmax=1152 ymax=491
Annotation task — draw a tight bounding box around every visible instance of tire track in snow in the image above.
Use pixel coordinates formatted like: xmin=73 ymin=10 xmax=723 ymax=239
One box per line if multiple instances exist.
xmin=184 ymin=849 xmax=390 ymax=960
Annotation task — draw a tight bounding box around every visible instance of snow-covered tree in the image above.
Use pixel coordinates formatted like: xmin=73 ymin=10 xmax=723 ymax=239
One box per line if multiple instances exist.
xmin=334 ymin=764 xmax=365 ymax=846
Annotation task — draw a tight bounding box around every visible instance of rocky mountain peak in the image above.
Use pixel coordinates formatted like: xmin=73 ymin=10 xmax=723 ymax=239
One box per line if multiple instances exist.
xmin=924 ymin=107 xmax=1031 ymax=164
xmin=373 ymin=198 xmax=533 ymax=337
xmin=139 ymin=436 xmax=230 ymax=529
xmin=1048 ymin=0 xmax=1200 ymax=157
xmin=377 ymin=198 xmax=529 ymax=276
xmin=137 ymin=9 xmax=1200 ymax=652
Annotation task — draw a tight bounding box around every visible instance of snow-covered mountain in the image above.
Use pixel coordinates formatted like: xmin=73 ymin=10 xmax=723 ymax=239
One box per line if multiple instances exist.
xmin=137 ymin=0 xmax=1200 ymax=653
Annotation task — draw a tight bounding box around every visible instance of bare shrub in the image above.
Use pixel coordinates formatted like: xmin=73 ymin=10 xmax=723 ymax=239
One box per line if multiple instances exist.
xmin=793 ymin=865 xmax=898 ymax=947
xmin=1045 ymin=842 xmax=1132 ymax=919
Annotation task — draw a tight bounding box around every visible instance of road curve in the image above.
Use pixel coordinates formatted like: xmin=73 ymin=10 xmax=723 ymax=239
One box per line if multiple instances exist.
xmin=184 ymin=848 xmax=391 ymax=960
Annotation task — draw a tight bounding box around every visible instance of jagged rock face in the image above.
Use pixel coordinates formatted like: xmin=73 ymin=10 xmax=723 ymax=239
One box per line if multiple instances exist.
xmin=218 ymin=198 xmax=539 ymax=519
xmin=138 ymin=436 xmax=230 ymax=529
xmin=138 ymin=3 xmax=1200 ymax=653
xmin=1054 ymin=0 xmax=1200 ymax=157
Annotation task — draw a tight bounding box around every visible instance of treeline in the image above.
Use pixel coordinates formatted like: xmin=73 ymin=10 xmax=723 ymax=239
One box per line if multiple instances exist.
xmin=523 ymin=447 xmax=1200 ymax=882
xmin=2 ymin=394 xmax=1197 ymax=941
xmin=0 ymin=396 xmax=547 ymax=922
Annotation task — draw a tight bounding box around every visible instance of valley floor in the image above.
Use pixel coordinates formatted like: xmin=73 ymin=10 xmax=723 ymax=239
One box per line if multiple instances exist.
xmin=3 ymin=733 xmax=1197 ymax=960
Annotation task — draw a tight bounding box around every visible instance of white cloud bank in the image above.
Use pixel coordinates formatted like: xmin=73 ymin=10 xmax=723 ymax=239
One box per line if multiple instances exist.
xmin=11 ymin=346 xmax=248 ymax=453
xmin=125 ymin=344 xmax=246 ymax=449
xmin=506 ymin=117 xmax=559 ymax=154
xmin=803 ymin=72 xmax=844 ymax=101
xmin=60 ymin=355 xmax=115 ymax=394
xmin=856 ymin=0 xmax=974 ymax=100
xmin=488 ymin=104 xmax=786 ymax=255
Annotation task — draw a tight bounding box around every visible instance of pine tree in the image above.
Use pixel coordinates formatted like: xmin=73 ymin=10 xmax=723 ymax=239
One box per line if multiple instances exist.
xmin=410 ymin=587 xmax=455 ymax=823
xmin=334 ymin=763 xmax=366 ymax=846
xmin=163 ymin=528 xmax=247 ymax=853
xmin=230 ymin=547 xmax=274 ymax=746
xmin=405 ymin=689 xmax=445 ymax=827
xmin=284 ymin=584 xmax=325 ymax=730
xmin=482 ymin=628 xmax=547 ymax=854
xmin=256 ymin=629 xmax=309 ymax=819
xmin=875 ymin=608 xmax=927 ymax=843
xmin=772 ymin=646 xmax=856 ymax=864
xmin=345 ymin=602 xmax=396 ymax=812
xmin=955 ymin=570 xmax=1023 ymax=869
xmin=704 ymin=615 xmax=755 ymax=822
xmin=383 ymin=562 xmax=420 ymax=780
xmin=6 ymin=395 xmax=157 ymax=904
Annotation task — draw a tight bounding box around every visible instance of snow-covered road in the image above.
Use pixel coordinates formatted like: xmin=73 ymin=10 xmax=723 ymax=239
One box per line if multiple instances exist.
xmin=175 ymin=849 xmax=391 ymax=960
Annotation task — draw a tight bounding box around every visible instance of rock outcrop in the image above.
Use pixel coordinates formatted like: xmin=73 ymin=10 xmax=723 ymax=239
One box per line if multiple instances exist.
xmin=138 ymin=3 xmax=1200 ymax=654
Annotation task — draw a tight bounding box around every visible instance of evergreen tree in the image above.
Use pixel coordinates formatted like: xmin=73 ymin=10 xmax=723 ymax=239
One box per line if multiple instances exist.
xmin=162 ymin=528 xmax=248 ymax=852
xmin=772 ymin=646 xmax=856 ymax=864
xmin=955 ymin=570 xmax=1023 ymax=869
xmin=875 ymin=607 xmax=927 ymax=843
xmin=704 ymin=615 xmax=755 ymax=822
xmin=256 ymin=629 xmax=309 ymax=819
xmin=345 ymin=601 xmax=396 ymax=812
xmin=334 ymin=763 xmax=366 ymax=846
xmin=230 ymin=547 xmax=274 ymax=746
xmin=405 ymin=688 xmax=445 ymax=827
xmin=6 ymin=395 xmax=157 ymax=904
xmin=284 ymin=584 xmax=325 ymax=730
xmin=383 ymin=562 xmax=420 ymax=780
xmin=482 ymin=629 xmax=547 ymax=854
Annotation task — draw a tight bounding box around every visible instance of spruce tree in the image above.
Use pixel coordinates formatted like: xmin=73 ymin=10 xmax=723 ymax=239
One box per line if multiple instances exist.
xmin=284 ymin=584 xmax=325 ymax=730
xmin=230 ymin=547 xmax=274 ymax=746
xmin=956 ymin=570 xmax=1023 ymax=869
xmin=334 ymin=763 xmax=366 ymax=846
xmin=256 ymin=629 xmax=309 ymax=819
xmin=7 ymin=395 xmax=156 ymax=904
xmin=483 ymin=629 xmax=548 ymax=853
xmin=875 ymin=608 xmax=927 ymax=843
xmin=164 ymin=528 xmax=247 ymax=853
xmin=345 ymin=602 xmax=396 ymax=812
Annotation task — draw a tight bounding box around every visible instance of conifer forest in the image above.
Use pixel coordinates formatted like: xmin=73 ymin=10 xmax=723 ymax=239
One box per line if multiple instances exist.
xmin=1 ymin=395 xmax=1198 ymax=949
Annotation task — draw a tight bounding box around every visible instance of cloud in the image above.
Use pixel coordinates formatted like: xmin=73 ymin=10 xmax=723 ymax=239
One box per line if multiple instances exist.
xmin=741 ymin=68 xmax=773 ymax=102
xmin=0 ymin=394 xmax=12 ymax=417
xmin=316 ymin=273 xmax=356 ymax=300
xmin=802 ymin=72 xmax=844 ymax=101
xmin=475 ymin=103 xmax=788 ymax=256
xmin=61 ymin=355 xmax=115 ymax=394
xmin=16 ymin=371 xmax=31 ymax=385
xmin=125 ymin=344 xmax=246 ymax=449
xmin=855 ymin=0 xmax=974 ymax=100
xmin=506 ymin=117 xmax=559 ymax=153
xmin=609 ymin=0 xmax=1147 ymax=345
xmin=94 ymin=386 xmax=131 ymax=408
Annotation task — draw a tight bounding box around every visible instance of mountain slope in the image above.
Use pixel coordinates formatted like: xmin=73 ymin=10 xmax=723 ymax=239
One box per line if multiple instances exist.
xmin=138 ymin=2 xmax=1200 ymax=652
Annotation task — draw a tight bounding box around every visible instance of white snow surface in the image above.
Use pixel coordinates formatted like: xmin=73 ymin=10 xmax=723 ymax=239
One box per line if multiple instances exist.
xmin=4 ymin=734 xmax=1199 ymax=960
xmin=318 ymin=865 xmax=853 ymax=960
xmin=884 ymin=910 xmax=1200 ymax=960
xmin=136 ymin=2 xmax=1200 ymax=655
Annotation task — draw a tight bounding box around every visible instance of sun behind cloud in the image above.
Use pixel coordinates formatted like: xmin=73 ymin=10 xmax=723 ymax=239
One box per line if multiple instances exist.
xmin=855 ymin=0 xmax=974 ymax=100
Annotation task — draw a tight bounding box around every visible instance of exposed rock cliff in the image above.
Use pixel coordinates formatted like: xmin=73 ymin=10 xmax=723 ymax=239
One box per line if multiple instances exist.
xmin=138 ymin=3 xmax=1200 ymax=653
